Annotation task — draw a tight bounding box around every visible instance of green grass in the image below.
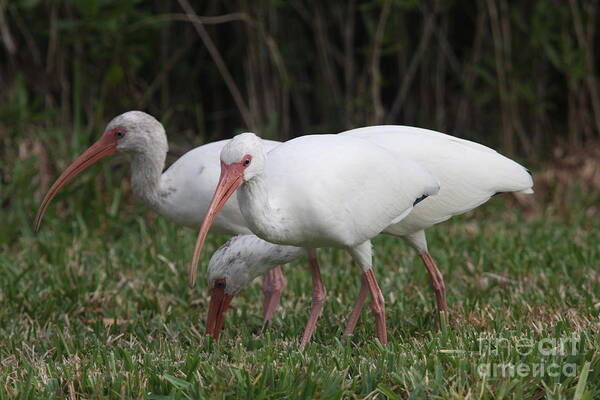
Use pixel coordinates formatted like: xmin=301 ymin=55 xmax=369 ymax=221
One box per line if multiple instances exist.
xmin=1 ymin=163 xmax=599 ymax=398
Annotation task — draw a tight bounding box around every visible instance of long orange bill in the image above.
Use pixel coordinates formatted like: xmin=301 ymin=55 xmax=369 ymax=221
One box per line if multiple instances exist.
xmin=206 ymin=285 xmax=233 ymax=340
xmin=188 ymin=161 xmax=245 ymax=288
xmin=34 ymin=132 xmax=119 ymax=232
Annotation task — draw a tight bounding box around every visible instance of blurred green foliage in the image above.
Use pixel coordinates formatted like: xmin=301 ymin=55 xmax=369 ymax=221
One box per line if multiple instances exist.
xmin=1 ymin=1 xmax=598 ymax=146
xmin=0 ymin=0 xmax=598 ymax=238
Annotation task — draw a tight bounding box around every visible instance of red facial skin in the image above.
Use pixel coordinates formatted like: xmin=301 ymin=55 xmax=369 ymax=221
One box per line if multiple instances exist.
xmin=34 ymin=128 xmax=125 ymax=232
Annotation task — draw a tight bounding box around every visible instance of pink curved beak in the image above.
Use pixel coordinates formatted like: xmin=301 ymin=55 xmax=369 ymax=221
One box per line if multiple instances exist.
xmin=206 ymin=284 xmax=234 ymax=340
xmin=188 ymin=161 xmax=245 ymax=288
xmin=34 ymin=132 xmax=118 ymax=232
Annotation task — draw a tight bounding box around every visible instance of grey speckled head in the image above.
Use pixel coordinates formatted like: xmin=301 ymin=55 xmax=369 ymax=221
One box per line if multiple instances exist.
xmin=207 ymin=235 xmax=304 ymax=295
xmin=207 ymin=236 xmax=257 ymax=296
xmin=105 ymin=111 xmax=168 ymax=156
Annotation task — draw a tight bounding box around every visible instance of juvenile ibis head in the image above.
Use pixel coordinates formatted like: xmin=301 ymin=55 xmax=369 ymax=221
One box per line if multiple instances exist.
xmin=204 ymin=246 xmax=251 ymax=339
xmin=204 ymin=234 xmax=304 ymax=339
xmin=189 ymin=132 xmax=265 ymax=288
xmin=34 ymin=111 xmax=167 ymax=231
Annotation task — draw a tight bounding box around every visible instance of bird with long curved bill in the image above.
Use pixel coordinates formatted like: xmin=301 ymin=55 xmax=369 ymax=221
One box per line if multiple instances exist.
xmin=33 ymin=111 xmax=290 ymax=323
xmin=190 ymin=132 xmax=441 ymax=346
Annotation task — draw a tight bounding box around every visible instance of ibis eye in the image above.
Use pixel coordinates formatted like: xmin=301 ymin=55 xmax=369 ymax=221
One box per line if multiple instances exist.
xmin=243 ymin=158 xmax=251 ymax=167
xmin=215 ymin=281 xmax=226 ymax=289
xmin=114 ymin=129 xmax=125 ymax=138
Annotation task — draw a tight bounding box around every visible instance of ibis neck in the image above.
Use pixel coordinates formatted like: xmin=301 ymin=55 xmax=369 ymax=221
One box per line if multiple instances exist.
xmin=129 ymin=149 xmax=168 ymax=212
xmin=256 ymin=238 xmax=304 ymax=266
xmin=240 ymin=236 xmax=305 ymax=284
xmin=238 ymin=174 xmax=286 ymax=243
xmin=246 ymin=249 xmax=298 ymax=285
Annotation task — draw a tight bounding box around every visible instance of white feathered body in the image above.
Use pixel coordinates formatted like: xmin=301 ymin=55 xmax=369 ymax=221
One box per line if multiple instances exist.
xmin=237 ymin=134 xmax=440 ymax=249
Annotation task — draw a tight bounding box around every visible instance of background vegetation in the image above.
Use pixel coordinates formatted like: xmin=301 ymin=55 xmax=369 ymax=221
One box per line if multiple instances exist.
xmin=1 ymin=0 xmax=599 ymax=398
xmin=2 ymin=0 xmax=599 ymax=154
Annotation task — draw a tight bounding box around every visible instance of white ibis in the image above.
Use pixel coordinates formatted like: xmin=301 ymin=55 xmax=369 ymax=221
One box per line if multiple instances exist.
xmin=33 ymin=111 xmax=287 ymax=323
xmin=189 ymin=132 xmax=441 ymax=346
xmin=204 ymin=125 xmax=533 ymax=339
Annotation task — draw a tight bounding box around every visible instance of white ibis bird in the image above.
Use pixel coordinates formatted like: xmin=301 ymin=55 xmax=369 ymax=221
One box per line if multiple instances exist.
xmin=190 ymin=132 xmax=441 ymax=346
xmin=203 ymin=125 xmax=533 ymax=340
xmin=33 ymin=111 xmax=287 ymax=323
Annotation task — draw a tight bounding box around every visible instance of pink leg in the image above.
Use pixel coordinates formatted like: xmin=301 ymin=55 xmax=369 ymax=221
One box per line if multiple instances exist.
xmin=420 ymin=252 xmax=449 ymax=326
xmin=299 ymin=252 xmax=326 ymax=349
xmin=262 ymin=270 xmax=272 ymax=316
xmin=363 ymin=268 xmax=387 ymax=345
xmin=342 ymin=277 xmax=369 ymax=339
xmin=262 ymin=266 xmax=287 ymax=324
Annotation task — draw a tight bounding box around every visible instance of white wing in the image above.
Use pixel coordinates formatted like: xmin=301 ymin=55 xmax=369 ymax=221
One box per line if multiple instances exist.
xmin=342 ymin=125 xmax=533 ymax=235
